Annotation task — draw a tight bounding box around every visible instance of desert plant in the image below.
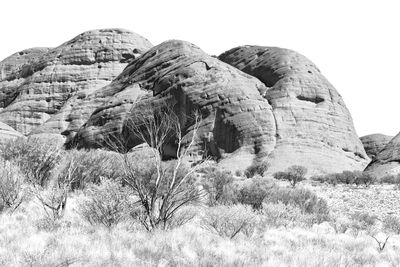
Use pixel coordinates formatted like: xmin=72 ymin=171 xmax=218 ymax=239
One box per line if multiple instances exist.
xmin=311 ymin=174 xmax=339 ymax=186
xmin=354 ymin=172 xmax=376 ymax=187
xmin=33 ymin=158 xmax=80 ymax=224
xmin=266 ymin=186 xmax=330 ymax=221
xmin=201 ymin=167 xmax=236 ymax=206
xmin=237 ymin=177 xmax=275 ymax=210
xmin=259 ymin=202 xmax=318 ymax=228
xmin=34 ymin=185 xmax=69 ymax=223
xmin=383 ymin=215 xmax=400 ymax=235
xmin=244 ymin=161 xmax=270 ymax=178
xmin=349 ymin=212 xmax=378 ymax=236
xmin=380 ymin=174 xmax=400 ymax=189
xmin=106 ymin=102 xmax=206 ymax=231
xmin=77 ymin=179 xmax=132 ymax=228
xmin=380 ymin=174 xmax=400 ymax=184
xmin=0 ymin=137 xmax=62 ymax=186
xmin=273 ymin=165 xmax=307 ymax=187
xmin=56 ymin=149 xmax=121 ymax=190
xmin=0 ymin=159 xmax=25 ymax=213
xmin=201 ymin=204 xmax=258 ymax=238
xmin=338 ymin=171 xmax=361 ymax=184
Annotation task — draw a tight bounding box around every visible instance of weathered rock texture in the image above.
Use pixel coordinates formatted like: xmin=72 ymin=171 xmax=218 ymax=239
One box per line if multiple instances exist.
xmin=365 ymin=133 xmax=400 ymax=178
xmin=218 ymin=46 xmax=369 ymax=174
xmin=0 ymin=29 xmax=152 ymax=135
xmin=0 ymin=30 xmax=369 ymax=174
xmin=360 ymin=134 xmax=393 ymax=160
xmin=73 ymin=40 xmax=277 ymax=170
xmin=0 ymin=121 xmax=23 ymax=141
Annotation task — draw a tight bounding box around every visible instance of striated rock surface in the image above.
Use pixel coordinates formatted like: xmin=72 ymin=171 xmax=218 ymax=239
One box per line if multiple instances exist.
xmin=360 ymin=134 xmax=393 ymax=160
xmin=0 ymin=30 xmax=369 ymax=174
xmin=0 ymin=28 xmax=152 ymax=135
xmin=365 ymin=133 xmax=400 ymax=178
xmin=0 ymin=121 xmax=23 ymax=141
xmin=73 ymin=40 xmax=277 ymax=169
xmin=218 ymin=46 xmax=369 ymax=174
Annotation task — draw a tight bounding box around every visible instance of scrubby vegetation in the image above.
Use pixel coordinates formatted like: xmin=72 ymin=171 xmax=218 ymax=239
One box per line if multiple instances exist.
xmin=1 ymin=134 xmax=400 ymax=265
xmin=273 ymin=165 xmax=308 ymax=187
xmin=312 ymin=170 xmax=376 ymax=187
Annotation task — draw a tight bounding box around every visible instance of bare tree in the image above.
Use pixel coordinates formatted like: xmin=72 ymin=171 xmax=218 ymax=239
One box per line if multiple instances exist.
xmin=106 ymin=102 xmax=206 ymax=231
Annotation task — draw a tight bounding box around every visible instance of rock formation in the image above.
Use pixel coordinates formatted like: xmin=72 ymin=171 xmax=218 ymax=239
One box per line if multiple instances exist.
xmin=360 ymin=134 xmax=393 ymax=160
xmin=73 ymin=40 xmax=277 ymax=170
xmin=0 ymin=29 xmax=152 ymax=135
xmin=0 ymin=121 xmax=23 ymax=141
xmin=0 ymin=30 xmax=369 ymax=174
xmin=218 ymin=46 xmax=369 ymax=174
xmin=365 ymin=133 xmax=400 ymax=178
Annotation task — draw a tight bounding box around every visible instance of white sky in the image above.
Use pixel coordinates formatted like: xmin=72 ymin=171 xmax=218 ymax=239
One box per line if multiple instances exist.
xmin=0 ymin=0 xmax=399 ymax=137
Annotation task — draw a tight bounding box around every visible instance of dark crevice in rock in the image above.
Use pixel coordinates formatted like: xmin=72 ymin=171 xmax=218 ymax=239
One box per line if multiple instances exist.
xmin=296 ymin=95 xmax=324 ymax=104
xmin=354 ymin=152 xmax=366 ymax=160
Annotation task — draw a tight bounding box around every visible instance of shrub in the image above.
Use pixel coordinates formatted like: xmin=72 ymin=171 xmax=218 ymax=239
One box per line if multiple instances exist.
xmin=312 ymin=171 xmax=375 ymax=187
xmin=338 ymin=171 xmax=361 ymax=184
xmin=380 ymin=174 xmax=400 ymax=184
xmin=244 ymin=161 xmax=270 ymax=178
xmin=77 ymin=179 xmax=132 ymax=228
xmin=266 ymin=186 xmax=330 ymax=221
xmin=331 ymin=216 xmax=352 ymax=233
xmin=162 ymin=205 xmax=198 ymax=229
xmin=273 ymin=165 xmax=307 ymax=187
xmin=259 ymin=202 xmax=317 ymax=228
xmin=201 ymin=167 xmax=236 ymax=206
xmin=311 ymin=174 xmax=339 ymax=185
xmin=56 ymin=149 xmax=121 ymax=190
xmin=354 ymin=173 xmax=376 ymax=187
xmin=0 ymin=137 xmax=62 ymax=186
xmin=34 ymin=185 xmax=69 ymax=223
xmin=201 ymin=204 xmax=258 ymax=238
xmin=350 ymin=212 xmax=378 ymax=235
xmin=237 ymin=177 xmax=275 ymax=210
xmin=383 ymin=215 xmax=400 ymax=235
xmin=380 ymin=174 xmax=400 ymax=189
xmin=0 ymin=159 xmax=25 ymax=212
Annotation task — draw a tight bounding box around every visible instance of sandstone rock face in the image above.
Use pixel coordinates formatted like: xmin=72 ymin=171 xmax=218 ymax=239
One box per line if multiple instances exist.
xmin=0 ymin=30 xmax=369 ymax=174
xmin=360 ymin=134 xmax=393 ymax=160
xmin=0 ymin=121 xmax=23 ymax=141
xmin=69 ymin=41 xmax=368 ymax=174
xmin=73 ymin=40 xmax=277 ymax=170
xmin=365 ymin=133 xmax=400 ymax=178
xmin=218 ymin=46 xmax=369 ymax=174
xmin=0 ymin=29 xmax=152 ymax=135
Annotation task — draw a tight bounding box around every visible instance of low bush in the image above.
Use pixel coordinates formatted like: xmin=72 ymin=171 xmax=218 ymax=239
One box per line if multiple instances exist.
xmin=265 ymin=186 xmax=330 ymax=221
xmin=201 ymin=167 xmax=236 ymax=206
xmin=383 ymin=215 xmax=400 ymax=235
xmin=259 ymin=202 xmax=318 ymax=228
xmin=380 ymin=174 xmax=399 ymax=184
xmin=56 ymin=149 xmax=121 ymax=190
xmin=0 ymin=137 xmax=62 ymax=186
xmin=244 ymin=161 xmax=270 ymax=178
xmin=201 ymin=204 xmax=258 ymax=238
xmin=0 ymin=159 xmax=25 ymax=212
xmin=273 ymin=165 xmax=307 ymax=187
xmin=77 ymin=179 xmax=132 ymax=228
xmin=237 ymin=176 xmax=275 ymax=210
xmin=349 ymin=212 xmax=378 ymax=235
xmin=354 ymin=172 xmax=376 ymax=187
xmin=34 ymin=185 xmax=69 ymax=223
xmin=312 ymin=171 xmax=376 ymax=187
xmin=380 ymin=174 xmax=400 ymax=189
